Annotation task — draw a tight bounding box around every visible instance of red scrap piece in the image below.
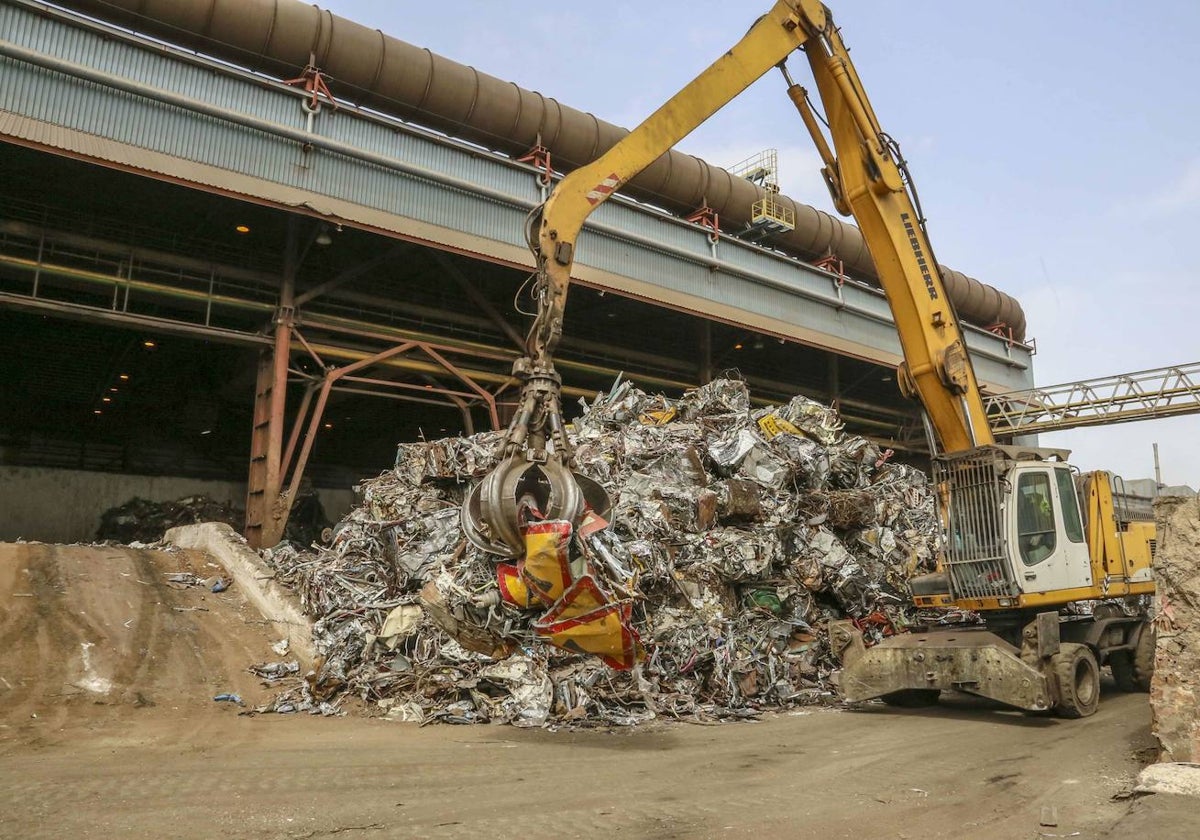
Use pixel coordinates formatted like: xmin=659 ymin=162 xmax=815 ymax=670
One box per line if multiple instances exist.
xmin=686 ymin=204 xmax=720 ymax=240
xmin=853 ymin=610 xmax=898 ymax=638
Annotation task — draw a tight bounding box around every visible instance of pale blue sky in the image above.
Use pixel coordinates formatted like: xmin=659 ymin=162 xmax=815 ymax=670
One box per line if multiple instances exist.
xmin=323 ymin=1 xmax=1199 ymax=487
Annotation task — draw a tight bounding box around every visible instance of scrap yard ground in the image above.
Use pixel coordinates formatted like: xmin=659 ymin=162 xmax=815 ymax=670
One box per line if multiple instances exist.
xmin=0 ymin=542 xmax=1189 ymax=840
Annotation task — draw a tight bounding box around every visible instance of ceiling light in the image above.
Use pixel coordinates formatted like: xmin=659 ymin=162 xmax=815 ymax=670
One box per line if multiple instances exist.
xmin=109 ymin=387 xmax=119 ymax=393
xmin=424 ymin=384 xmax=434 ymax=389
xmin=753 ymin=337 xmax=764 ymax=350
xmin=323 ymin=422 xmax=333 ymax=429
xmin=734 ymin=343 xmax=743 ymax=350
xmin=102 ymin=397 xmax=111 ymax=403
xmin=200 ymin=429 xmax=212 ymax=435
xmin=119 ymin=374 xmax=130 ymax=381
xmin=315 ymin=227 xmax=332 ymax=246
xmin=93 ymin=409 xmax=102 ymax=415
xmin=143 ymin=340 xmax=156 ymax=348
xmin=235 ymin=225 xmax=250 ymax=234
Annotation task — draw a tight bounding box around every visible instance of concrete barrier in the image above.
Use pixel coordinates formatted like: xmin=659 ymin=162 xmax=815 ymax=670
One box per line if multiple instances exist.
xmin=165 ymin=522 xmax=315 ymax=668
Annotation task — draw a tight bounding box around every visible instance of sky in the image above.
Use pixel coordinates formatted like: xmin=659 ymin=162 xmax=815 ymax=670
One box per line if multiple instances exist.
xmin=321 ymin=0 xmax=1200 ymax=488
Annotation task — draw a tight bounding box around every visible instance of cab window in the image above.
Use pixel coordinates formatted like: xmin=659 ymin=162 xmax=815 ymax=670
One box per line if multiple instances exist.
xmin=1017 ymin=471 xmax=1057 ymax=565
xmin=1055 ymin=468 xmax=1085 ymax=543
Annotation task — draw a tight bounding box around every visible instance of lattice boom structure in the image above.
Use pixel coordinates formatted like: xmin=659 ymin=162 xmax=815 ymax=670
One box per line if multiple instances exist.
xmin=986 ymin=362 xmax=1200 ymax=436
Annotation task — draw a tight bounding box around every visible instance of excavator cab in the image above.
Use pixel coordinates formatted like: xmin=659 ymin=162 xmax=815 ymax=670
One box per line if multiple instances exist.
xmin=913 ymin=448 xmax=1067 ymax=605
xmin=913 ymin=445 xmax=1149 ymax=612
xmin=928 ymin=446 xmax=1095 ymax=609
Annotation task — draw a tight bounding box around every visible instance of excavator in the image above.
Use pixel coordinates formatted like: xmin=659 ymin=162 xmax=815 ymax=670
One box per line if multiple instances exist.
xmin=461 ymin=0 xmax=1156 ymax=716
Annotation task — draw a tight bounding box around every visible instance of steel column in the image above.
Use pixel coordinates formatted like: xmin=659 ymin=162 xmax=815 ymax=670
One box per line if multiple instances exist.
xmin=245 ymin=219 xmax=297 ymax=548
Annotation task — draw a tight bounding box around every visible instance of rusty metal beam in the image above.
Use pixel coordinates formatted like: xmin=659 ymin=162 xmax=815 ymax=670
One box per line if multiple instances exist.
xmin=281 ymin=382 xmax=317 ymax=475
xmin=267 ymin=333 xmax=511 ymax=540
xmin=328 ymin=383 xmax=468 ymax=412
xmin=282 ymin=340 xmax=419 ymax=514
xmin=247 ymin=218 xmax=298 ymax=548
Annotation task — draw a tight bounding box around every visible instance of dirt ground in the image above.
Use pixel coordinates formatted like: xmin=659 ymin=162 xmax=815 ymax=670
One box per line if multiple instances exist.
xmin=0 ymin=542 xmax=1192 ymax=840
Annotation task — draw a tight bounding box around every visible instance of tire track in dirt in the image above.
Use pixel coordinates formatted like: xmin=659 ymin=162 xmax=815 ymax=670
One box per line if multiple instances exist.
xmin=0 ymin=542 xmax=284 ymax=748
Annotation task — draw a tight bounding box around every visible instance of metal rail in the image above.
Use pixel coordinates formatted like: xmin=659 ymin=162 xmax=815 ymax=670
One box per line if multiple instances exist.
xmin=986 ymin=362 xmax=1200 ymax=436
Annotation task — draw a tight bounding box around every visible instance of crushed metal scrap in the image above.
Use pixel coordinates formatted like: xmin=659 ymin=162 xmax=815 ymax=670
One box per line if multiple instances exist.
xmin=263 ymin=378 xmax=942 ymax=727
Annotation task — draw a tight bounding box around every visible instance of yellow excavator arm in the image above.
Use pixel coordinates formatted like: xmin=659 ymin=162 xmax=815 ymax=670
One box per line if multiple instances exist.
xmin=793 ymin=20 xmax=994 ymax=452
xmin=467 ymin=0 xmax=994 ymax=558
xmin=527 ymin=0 xmax=992 ymax=454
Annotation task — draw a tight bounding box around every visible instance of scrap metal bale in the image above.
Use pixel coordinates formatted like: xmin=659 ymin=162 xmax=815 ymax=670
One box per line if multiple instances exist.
xmin=799 ymin=489 xmax=879 ymax=530
xmin=678 ymin=378 xmax=751 ymax=419
xmin=714 ymin=479 xmax=763 ymax=522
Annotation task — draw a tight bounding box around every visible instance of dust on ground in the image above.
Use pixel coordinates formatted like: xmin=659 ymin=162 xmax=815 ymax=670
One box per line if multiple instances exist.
xmin=0 ymin=543 xmax=1189 ymax=840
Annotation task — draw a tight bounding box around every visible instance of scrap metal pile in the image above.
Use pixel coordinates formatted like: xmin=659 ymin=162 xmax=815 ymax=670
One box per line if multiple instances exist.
xmin=97 ymin=495 xmax=243 ymax=543
xmin=263 ymin=378 xmax=942 ymax=726
xmin=97 ymin=491 xmax=329 ymax=546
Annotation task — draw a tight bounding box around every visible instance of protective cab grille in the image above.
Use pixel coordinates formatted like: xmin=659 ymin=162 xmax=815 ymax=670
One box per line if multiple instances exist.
xmin=934 ymin=448 xmax=1019 ymax=600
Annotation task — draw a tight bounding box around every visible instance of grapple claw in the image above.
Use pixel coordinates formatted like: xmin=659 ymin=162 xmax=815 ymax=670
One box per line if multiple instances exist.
xmin=461 ymin=454 xmax=610 ymax=557
xmin=463 ymin=319 xmax=613 ymax=557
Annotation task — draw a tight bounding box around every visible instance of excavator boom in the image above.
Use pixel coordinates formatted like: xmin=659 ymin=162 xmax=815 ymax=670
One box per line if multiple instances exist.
xmin=795 ymin=27 xmax=994 ymax=452
xmin=529 ymin=0 xmax=992 ymax=454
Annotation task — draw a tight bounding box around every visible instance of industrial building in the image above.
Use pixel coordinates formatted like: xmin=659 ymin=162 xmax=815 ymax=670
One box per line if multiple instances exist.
xmin=0 ymin=0 xmax=1033 ymax=545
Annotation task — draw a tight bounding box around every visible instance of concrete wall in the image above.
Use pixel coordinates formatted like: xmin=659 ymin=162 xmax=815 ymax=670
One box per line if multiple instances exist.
xmin=0 ymin=465 xmax=356 ymax=544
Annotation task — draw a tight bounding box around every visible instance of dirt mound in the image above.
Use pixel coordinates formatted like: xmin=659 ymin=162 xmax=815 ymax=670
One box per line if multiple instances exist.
xmin=1151 ymin=495 xmax=1200 ymax=760
xmin=0 ymin=542 xmax=281 ymax=743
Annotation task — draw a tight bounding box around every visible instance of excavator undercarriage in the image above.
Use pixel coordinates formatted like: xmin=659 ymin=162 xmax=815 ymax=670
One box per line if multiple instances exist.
xmin=831 ymin=603 xmax=1155 ymax=718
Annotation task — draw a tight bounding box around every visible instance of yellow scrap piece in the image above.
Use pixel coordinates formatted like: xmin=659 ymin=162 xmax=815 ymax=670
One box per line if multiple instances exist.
xmin=533 ymin=575 xmax=643 ymax=670
xmin=757 ymin=413 xmax=803 ymax=439
xmin=638 ymin=407 xmax=677 ymax=425
xmin=520 ymin=520 xmax=573 ymax=605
